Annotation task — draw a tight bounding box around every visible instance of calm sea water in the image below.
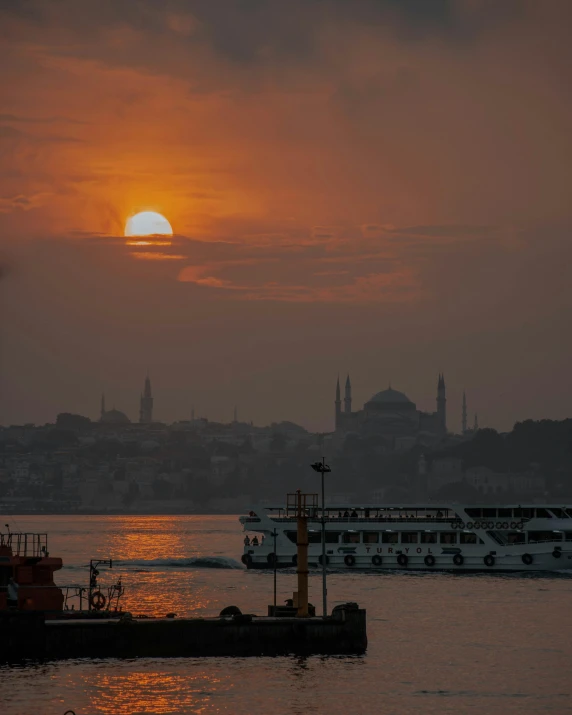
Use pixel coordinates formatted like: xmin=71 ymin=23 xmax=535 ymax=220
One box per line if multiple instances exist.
xmin=1 ymin=515 xmax=571 ymax=715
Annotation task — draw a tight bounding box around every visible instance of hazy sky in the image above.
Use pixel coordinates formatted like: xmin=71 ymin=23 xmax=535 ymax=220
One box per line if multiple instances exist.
xmin=1 ymin=0 xmax=571 ymax=432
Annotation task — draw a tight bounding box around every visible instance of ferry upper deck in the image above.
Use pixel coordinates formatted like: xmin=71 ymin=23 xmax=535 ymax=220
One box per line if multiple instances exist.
xmin=241 ymin=504 xmax=572 ymax=526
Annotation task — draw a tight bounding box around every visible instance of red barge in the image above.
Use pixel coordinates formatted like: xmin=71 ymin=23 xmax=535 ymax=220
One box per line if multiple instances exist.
xmin=0 ymin=531 xmax=64 ymax=613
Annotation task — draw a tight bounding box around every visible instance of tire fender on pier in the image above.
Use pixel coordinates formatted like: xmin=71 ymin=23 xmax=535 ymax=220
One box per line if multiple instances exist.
xmin=484 ymin=554 xmax=495 ymax=567
xmin=453 ymin=553 xmax=464 ymax=567
xmin=424 ymin=554 xmax=436 ymax=567
xmin=397 ymin=553 xmax=408 ymax=568
xmin=344 ymin=554 xmax=356 ymax=567
xmin=521 ymin=553 xmax=533 ymax=566
xmin=372 ymin=554 xmax=382 ymax=566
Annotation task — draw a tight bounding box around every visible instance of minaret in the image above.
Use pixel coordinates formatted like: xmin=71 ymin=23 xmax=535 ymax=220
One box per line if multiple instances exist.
xmin=335 ymin=376 xmax=341 ymax=431
xmin=437 ymin=373 xmax=446 ymax=432
xmin=474 ymin=413 xmax=479 ymax=431
xmin=100 ymin=392 xmax=106 ymax=421
xmin=461 ymin=390 xmax=467 ymax=434
xmin=344 ymin=374 xmax=352 ymax=414
xmin=139 ymin=375 xmax=154 ymax=423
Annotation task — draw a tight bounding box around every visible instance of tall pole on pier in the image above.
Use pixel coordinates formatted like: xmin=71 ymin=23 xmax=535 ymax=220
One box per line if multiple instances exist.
xmin=311 ymin=458 xmax=331 ymax=618
xmin=273 ymin=528 xmax=277 ymax=608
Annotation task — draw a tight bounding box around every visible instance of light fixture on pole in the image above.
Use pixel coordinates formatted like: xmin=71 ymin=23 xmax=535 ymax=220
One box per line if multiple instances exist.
xmin=311 ymin=458 xmax=331 ymax=618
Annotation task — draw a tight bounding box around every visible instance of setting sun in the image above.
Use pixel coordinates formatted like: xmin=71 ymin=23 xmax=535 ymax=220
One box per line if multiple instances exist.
xmin=125 ymin=212 xmax=173 ymax=237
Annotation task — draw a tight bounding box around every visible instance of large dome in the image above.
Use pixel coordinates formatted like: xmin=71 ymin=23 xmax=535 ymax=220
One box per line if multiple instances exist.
xmin=365 ymin=387 xmax=416 ymax=412
xmin=369 ymin=388 xmax=413 ymax=404
xmin=101 ymin=408 xmax=131 ymax=424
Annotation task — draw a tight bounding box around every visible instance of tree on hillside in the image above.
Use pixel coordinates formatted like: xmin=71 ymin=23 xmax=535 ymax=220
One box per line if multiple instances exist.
xmin=56 ymin=413 xmax=92 ymax=431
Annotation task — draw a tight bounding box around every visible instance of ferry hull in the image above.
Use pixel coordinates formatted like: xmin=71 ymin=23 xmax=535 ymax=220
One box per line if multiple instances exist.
xmin=243 ymin=552 xmax=572 ymax=573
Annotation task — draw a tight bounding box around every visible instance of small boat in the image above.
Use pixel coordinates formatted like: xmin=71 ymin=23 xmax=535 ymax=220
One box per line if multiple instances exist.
xmin=240 ymin=503 xmax=572 ymax=572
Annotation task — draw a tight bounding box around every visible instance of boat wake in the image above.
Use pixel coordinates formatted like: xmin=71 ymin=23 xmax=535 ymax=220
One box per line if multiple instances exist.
xmin=119 ymin=556 xmax=244 ymax=570
xmin=63 ymin=556 xmax=244 ymax=571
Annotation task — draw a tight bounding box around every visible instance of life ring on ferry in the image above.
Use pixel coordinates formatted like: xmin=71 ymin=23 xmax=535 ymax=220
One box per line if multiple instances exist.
xmin=424 ymin=554 xmax=436 ymax=567
xmin=344 ymin=554 xmax=356 ymax=567
xmin=501 ymin=522 xmax=509 ymax=530
xmin=466 ymin=522 xmax=474 ymax=529
xmin=372 ymin=554 xmax=383 ymax=566
xmin=516 ymin=522 xmax=524 ymax=530
xmin=483 ymin=554 xmax=495 ymax=568
xmin=510 ymin=521 xmax=517 ymax=529
xmin=90 ymin=590 xmax=106 ymax=611
xmin=495 ymin=522 xmax=502 ymax=529
xmin=241 ymin=553 xmax=252 ymax=567
xmin=473 ymin=521 xmax=481 ymax=529
xmin=267 ymin=552 xmax=277 ymax=566
xmin=552 ymin=549 xmax=562 ymax=559
xmin=319 ymin=554 xmax=329 ymax=566
xmin=486 ymin=522 xmax=495 ymax=530
xmin=453 ymin=553 xmax=464 ymax=567
xmin=397 ymin=553 xmax=408 ymax=568
xmin=521 ymin=553 xmax=533 ymax=566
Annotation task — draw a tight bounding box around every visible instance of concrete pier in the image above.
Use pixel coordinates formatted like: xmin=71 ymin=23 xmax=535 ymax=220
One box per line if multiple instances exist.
xmin=1 ymin=604 xmax=366 ymax=661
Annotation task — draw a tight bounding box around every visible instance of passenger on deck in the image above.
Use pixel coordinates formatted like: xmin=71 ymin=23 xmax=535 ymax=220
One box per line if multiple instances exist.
xmin=343 ymin=510 xmax=350 ymax=518
xmin=338 ymin=511 xmax=342 ymax=518
xmin=252 ymin=536 xmax=259 ymax=546
xmin=244 ymin=535 xmax=250 ymax=546
xmin=437 ymin=510 xmax=444 ymax=518
xmin=351 ymin=509 xmax=358 ymax=518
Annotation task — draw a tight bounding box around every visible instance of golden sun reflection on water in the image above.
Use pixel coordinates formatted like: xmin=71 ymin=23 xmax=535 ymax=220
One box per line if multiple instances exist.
xmin=75 ymin=666 xmax=226 ymax=715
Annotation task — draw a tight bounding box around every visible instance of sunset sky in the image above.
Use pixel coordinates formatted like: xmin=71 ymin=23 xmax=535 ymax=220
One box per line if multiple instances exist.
xmin=1 ymin=0 xmax=571 ymax=431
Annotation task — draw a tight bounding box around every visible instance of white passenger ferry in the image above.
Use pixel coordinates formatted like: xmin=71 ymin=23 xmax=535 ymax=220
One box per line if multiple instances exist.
xmin=240 ymin=504 xmax=572 ymax=572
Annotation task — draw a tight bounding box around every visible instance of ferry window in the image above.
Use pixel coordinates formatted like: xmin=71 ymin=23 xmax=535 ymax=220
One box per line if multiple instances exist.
xmin=482 ymin=508 xmax=497 ymax=518
xmin=325 ymin=532 xmax=341 ymax=544
xmin=564 ymin=532 xmax=572 ymax=542
xmin=528 ymin=531 xmax=557 ymax=543
xmin=460 ymin=532 xmax=477 ymax=544
xmin=401 ymin=532 xmax=418 ymax=544
xmin=308 ymin=532 xmax=322 ymax=543
xmin=382 ymin=532 xmax=398 ymax=543
xmin=466 ymin=508 xmax=481 ymax=518
xmin=498 ymin=508 xmax=512 ymax=517
xmin=440 ymin=532 xmax=457 ymax=544
xmin=513 ymin=508 xmax=522 ymax=518
xmin=286 ymin=531 xmax=297 ymax=543
xmin=535 ymin=508 xmax=550 ymax=518
xmin=421 ymin=532 xmax=437 ymax=544
xmin=362 ymin=532 xmax=379 ymax=543
xmin=550 ymin=508 xmax=566 ymax=518
xmin=343 ymin=532 xmax=360 ymax=544
xmin=506 ymin=532 xmax=525 ymax=544
xmin=522 ymin=508 xmax=533 ymax=519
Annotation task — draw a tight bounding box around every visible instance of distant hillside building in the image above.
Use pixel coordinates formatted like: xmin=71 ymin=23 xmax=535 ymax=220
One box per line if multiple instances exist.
xmin=334 ymin=374 xmax=447 ymax=442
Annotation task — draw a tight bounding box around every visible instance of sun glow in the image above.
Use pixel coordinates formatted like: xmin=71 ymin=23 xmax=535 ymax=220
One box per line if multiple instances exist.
xmin=125 ymin=211 xmax=173 ymax=237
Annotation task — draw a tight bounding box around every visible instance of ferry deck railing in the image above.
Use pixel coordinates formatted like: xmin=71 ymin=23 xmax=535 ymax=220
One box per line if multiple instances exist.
xmin=0 ymin=532 xmax=49 ymax=557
